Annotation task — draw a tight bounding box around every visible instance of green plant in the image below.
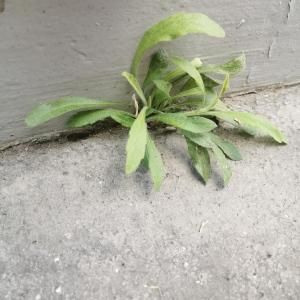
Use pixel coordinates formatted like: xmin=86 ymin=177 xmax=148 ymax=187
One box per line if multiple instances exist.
xmin=26 ymin=12 xmax=286 ymax=190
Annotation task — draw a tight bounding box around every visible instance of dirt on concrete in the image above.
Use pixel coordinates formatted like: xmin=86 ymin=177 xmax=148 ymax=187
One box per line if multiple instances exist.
xmin=0 ymin=86 xmax=299 ymax=299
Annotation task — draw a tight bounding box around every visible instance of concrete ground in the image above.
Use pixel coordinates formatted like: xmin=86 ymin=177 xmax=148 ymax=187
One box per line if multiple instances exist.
xmin=0 ymin=85 xmax=299 ymax=300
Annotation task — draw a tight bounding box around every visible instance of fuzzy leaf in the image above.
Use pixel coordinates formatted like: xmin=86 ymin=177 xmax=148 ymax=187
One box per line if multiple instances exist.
xmin=219 ymin=53 xmax=246 ymax=75
xmin=131 ymin=12 xmax=225 ymax=75
xmin=172 ymin=87 xmax=205 ymax=100
xmin=199 ymin=54 xmax=246 ymax=76
xmin=202 ymin=75 xmax=222 ymax=88
xmin=111 ymin=113 xmax=135 ymax=128
xmin=219 ymin=74 xmax=230 ymax=97
xmin=150 ymin=113 xmax=217 ymax=133
xmin=25 ymin=97 xmax=125 ymax=128
xmin=153 ymin=80 xmax=172 ymax=99
xmin=182 ymin=131 xmax=212 ymax=148
xmin=186 ymin=138 xmax=211 ymax=183
xmin=179 ymin=74 xmax=220 ymax=92
xmin=126 ymin=106 xmax=148 ymax=174
xmin=143 ymin=49 xmax=169 ymax=88
xmin=144 ymin=134 xmax=165 ymax=190
xmin=211 ymin=144 xmax=232 ymax=186
xmin=202 ymin=111 xmax=286 ymax=143
xmin=171 ymin=56 xmax=205 ymax=92
xmin=206 ymin=133 xmax=242 ymax=161
xmin=122 ymin=72 xmax=147 ymax=105
xmin=214 ymin=100 xmax=230 ymax=111
xmin=68 ymin=109 xmax=134 ymax=128
xmin=183 ymin=131 xmax=232 ymax=185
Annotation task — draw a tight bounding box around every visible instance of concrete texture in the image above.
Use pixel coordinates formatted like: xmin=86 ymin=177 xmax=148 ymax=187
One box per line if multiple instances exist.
xmin=1 ymin=0 xmax=300 ymax=144
xmin=0 ymin=85 xmax=299 ymax=299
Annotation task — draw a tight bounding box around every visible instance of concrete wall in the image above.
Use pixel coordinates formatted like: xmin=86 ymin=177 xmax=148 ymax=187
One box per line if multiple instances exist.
xmin=0 ymin=0 xmax=299 ymax=146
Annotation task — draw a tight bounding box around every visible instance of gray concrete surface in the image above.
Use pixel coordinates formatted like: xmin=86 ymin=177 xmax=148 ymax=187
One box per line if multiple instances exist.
xmin=1 ymin=0 xmax=300 ymax=144
xmin=0 ymin=85 xmax=300 ymax=299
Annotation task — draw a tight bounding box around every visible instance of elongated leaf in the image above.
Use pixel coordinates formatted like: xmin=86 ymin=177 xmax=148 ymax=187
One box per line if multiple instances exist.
xmin=164 ymin=57 xmax=203 ymax=82
xmin=186 ymin=138 xmax=211 ymax=183
xmin=211 ymin=144 xmax=232 ymax=186
xmin=183 ymin=131 xmax=232 ymax=185
xmin=206 ymin=133 xmax=242 ymax=161
xmin=131 ymin=12 xmax=225 ymax=75
xmin=178 ymin=86 xmax=221 ymax=115
xmin=180 ymin=74 xmax=221 ymax=91
xmin=144 ymin=134 xmax=165 ymax=190
xmin=150 ymin=113 xmax=217 ymax=133
xmin=202 ymin=111 xmax=286 ymax=143
xmin=219 ymin=74 xmax=230 ymax=97
xmin=25 ymin=97 xmax=125 ymax=128
xmin=67 ymin=109 xmax=134 ymax=128
xmin=122 ymin=72 xmax=147 ymax=105
xmin=172 ymin=87 xmax=204 ymax=99
xmin=219 ymin=53 xmax=246 ymax=75
xmin=214 ymin=100 xmax=230 ymax=111
xmin=111 ymin=112 xmax=135 ymax=128
xmin=143 ymin=49 xmax=169 ymax=88
xmin=171 ymin=56 xmax=205 ymax=92
xmin=198 ymin=53 xmax=246 ymax=76
xmin=180 ymin=77 xmax=197 ymax=91
xmin=182 ymin=131 xmax=212 ymax=148
xmin=152 ymin=79 xmax=172 ymax=108
xmin=202 ymin=74 xmax=222 ymax=89
xmin=153 ymin=80 xmax=172 ymax=100
xmin=126 ymin=106 xmax=148 ymax=174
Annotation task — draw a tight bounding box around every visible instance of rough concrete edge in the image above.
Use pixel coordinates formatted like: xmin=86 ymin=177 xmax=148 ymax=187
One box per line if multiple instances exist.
xmin=1 ymin=80 xmax=299 ymax=152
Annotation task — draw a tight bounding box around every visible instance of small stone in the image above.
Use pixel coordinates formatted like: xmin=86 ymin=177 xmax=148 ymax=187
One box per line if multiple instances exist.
xmin=55 ymin=286 xmax=62 ymax=294
xmin=64 ymin=233 xmax=72 ymax=239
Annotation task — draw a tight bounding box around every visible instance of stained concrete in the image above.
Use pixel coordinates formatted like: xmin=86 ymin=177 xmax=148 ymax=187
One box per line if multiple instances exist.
xmin=0 ymin=85 xmax=300 ymax=299
xmin=1 ymin=0 xmax=300 ymax=144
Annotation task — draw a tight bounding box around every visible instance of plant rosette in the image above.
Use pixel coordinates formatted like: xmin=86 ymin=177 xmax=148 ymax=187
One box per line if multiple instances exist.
xmin=26 ymin=12 xmax=286 ymax=190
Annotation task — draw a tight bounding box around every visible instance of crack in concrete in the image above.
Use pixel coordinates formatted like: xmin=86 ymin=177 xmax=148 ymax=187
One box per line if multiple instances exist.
xmin=267 ymin=31 xmax=280 ymax=59
xmin=287 ymin=0 xmax=294 ymax=23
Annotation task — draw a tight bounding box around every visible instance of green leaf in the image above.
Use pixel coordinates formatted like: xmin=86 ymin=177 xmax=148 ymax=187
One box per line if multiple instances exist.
xmin=206 ymin=133 xmax=242 ymax=161
xmin=198 ymin=53 xmax=246 ymax=76
xmin=111 ymin=112 xmax=135 ymax=128
xmin=219 ymin=53 xmax=246 ymax=75
xmin=202 ymin=111 xmax=286 ymax=143
xmin=183 ymin=131 xmax=232 ymax=185
xmin=143 ymin=49 xmax=169 ymax=88
xmin=152 ymin=79 xmax=172 ymax=109
xmin=131 ymin=12 xmax=225 ymax=75
xmin=172 ymin=87 xmax=205 ymax=100
xmin=67 ymin=109 xmax=134 ymax=128
xmin=153 ymin=80 xmax=172 ymax=100
xmin=178 ymin=88 xmax=217 ymax=109
xmin=182 ymin=131 xmax=212 ymax=148
xmin=202 ymin=74 xmax=222 ymax=89
xmin=125 ymin=106 xmax=148 ymax=174
xmin=219 ymin=74 xmax=230 ymax=97
xmin=214 ymin=100 xmax=230 ymax=111
xmin=176 ymin=74 xmax=220 ymax=93
xmin=144 ymin=134 xmax=165 ymax=190
xmin=171 ymin=56 xmax=205 ymax=92
xmin=150 ymin=113 xmax=217 ymax=133
xmin=186 ymin=138 xmax=211 ymax=183
xmin=25 ymin=97 xmax=125 ymax=128
xmin=211 ymin=144 xmax=232 ymax=186
xmin=122 ymin=71 xmax=147 ymax=106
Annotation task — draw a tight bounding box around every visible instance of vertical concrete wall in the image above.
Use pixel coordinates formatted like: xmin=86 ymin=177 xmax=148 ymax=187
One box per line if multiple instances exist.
xmin=0 ymin=0 xmax=299 ymax=146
